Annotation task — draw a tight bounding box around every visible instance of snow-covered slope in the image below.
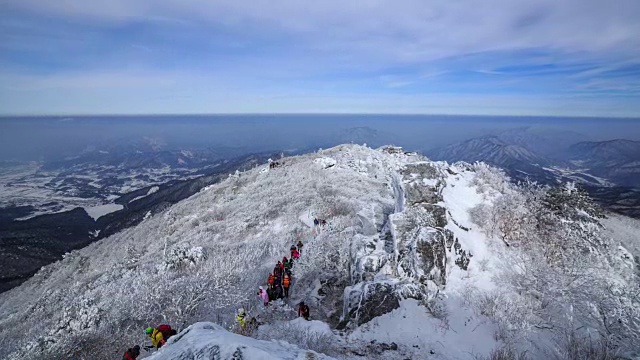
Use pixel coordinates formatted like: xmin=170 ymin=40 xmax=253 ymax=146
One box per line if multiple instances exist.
xmin=146 ymin=322 xmax=333 ymax=360
xmin=0 ymin=144 xmax=638 ymax=360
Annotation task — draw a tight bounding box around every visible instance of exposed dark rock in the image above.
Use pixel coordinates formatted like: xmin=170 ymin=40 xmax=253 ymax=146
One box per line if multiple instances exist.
xmin=379 ymin=342 xmax=398 ymax=351
xmin=347 ymin=283 xmax=400 ymax=326
xmin=415 ymin=230 xmax=447 ymax=285
xmin=316 ymin=276 xmax=348 ymax=328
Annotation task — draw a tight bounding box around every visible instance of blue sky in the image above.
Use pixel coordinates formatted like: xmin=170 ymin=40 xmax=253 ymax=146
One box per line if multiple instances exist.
xmin=1 ymin=0 xmax=639 ymax=116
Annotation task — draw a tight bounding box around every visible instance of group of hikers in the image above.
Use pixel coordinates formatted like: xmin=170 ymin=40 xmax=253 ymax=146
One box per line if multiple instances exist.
xmin=123 ymin=217 xmax=328 ymax=359
xmin=258 ymin=240 xmax=303 ymax=306
xmin=122 ymin=325 xmax=177 ymax=359
xmin=252 ymin=239 xmax=310 ymax=323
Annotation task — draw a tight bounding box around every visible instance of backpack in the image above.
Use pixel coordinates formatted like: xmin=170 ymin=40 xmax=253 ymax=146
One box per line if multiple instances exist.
xmin=283 ymin=276 xmax=291 ymax=287
xmin=158 ymin=324 xmax=173 ymax=340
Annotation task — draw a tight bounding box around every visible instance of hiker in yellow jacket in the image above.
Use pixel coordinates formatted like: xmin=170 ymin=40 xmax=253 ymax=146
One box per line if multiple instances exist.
xmin=236 ymin=308 xmax=247 ymax=328
xmin=145 ymin=327 xmax=165 ymax=348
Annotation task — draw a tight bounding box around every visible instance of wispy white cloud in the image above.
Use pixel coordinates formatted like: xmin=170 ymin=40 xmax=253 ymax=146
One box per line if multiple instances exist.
xmin=0 ymin=0 xmax=639 ymax=115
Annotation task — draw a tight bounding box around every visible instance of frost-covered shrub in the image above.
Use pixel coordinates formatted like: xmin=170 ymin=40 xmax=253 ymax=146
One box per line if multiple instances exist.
xmin=327 ymin=198 xmax=355 ymax=217
xmin=477 ymin=346 xmax=530 ymax=360
xmin=549 ymin=331 xmax=619 ymax=360
xmin=471 ymin=162 xmax=510 ymax=197
xmin=423 ymin=293 xmax=449 ymax=326
xmin=544 ymin=182 xmax=605 ymax=220
xmin=163 ymin=245 xmax=206 ymax=270
xmin=469 ymin=176 xmax=640 ymax=356
xmin=124 ymin=245 xmax=141 ymax=269
xmin=257 ymin=321 xmax=337 ymax=356
xmin=293 ymin=229 xmax=350 ymax=281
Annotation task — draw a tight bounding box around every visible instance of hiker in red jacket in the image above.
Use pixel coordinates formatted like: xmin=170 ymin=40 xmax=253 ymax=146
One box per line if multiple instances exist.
xmin=123 ymin=345 xmax=140 ymax=360
xmin=298 ymin=301 xmax=310 ymax=320
xmin=274 ymin=262 xmax=284 ymax=278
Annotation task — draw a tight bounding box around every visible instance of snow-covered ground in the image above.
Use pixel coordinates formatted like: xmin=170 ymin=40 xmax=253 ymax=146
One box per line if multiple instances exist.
xmin=146 ymin=322 xmax=334 ymax=360
xmin=84 ymin=203 xmax=124 ymax=220
xmin=0 ymin=144 xmax=637 ymax=360
xmin=129 ymin=186 xmax=160 ymax=203
xmin=0 ymin=163 xmax=201 ymax=220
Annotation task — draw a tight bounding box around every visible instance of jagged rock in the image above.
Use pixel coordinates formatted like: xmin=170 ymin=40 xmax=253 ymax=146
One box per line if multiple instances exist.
xmin=404 ymin=183 xmax=442 ymax=205
xmin=344 ymin=282 xmax=400 ymax=326
xmin=380 ymin=342 xmax=398 ymax=351
xmin=316 ymin=276 xmax=348 ymax=327
xmin=357 ymin=210 xmax=378 ymax=236
xmin=350 ymin=234 xmax=388 ymax=283
xmin=415 ymin=229 xmax=447 ymax=286
xmin=401 ymin=163 xmax=441 ymax=181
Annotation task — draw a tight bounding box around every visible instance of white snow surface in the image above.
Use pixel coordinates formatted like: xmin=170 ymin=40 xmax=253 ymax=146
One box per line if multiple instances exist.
xmin=349 ymin=299 xmax=498 ymax=359
xmin=147 ymin=322 xmax=334 ymax=360
xmin=129 ymin=186 xmax=160 ymax=203
xmin=84 ymin=203 xmax=124 ymax=220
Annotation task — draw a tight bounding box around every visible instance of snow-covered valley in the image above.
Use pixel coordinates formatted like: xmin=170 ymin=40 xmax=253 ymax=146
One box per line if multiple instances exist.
xmin=0 ymin=144 xmax=638 ymax=360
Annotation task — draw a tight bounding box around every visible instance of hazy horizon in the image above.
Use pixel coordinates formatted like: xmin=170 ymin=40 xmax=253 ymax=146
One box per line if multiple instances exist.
xmin=2 ymin=114 xmax=639 ymax=162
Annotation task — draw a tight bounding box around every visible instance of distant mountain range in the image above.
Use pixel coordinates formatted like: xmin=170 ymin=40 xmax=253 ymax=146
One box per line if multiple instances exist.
xmin=424 ymin=127 xmax=640 ymax=218
xmin=428 ymin=136 xmax=552 ymax=168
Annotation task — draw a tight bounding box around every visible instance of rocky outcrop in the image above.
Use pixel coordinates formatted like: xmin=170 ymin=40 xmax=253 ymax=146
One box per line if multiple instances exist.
xmin=340 ymin=154 xmax=472 ymax=328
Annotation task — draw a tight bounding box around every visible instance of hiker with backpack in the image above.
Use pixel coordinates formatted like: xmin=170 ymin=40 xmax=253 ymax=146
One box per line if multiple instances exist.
xmin=267 ymin=273 xmax=275 ymax=286
xmin=274 ymin=261 xmax=284 ymax=277
xmin=236 ymin=308 xmax=247 ymax=331
xmin=258 ymin=286 xmax=269 ymax=306
xmin=267 ymin=284 xmax=276 ymax=302
xmin=291 ymin=248 xmax=300 ymax=260
xmin=145 ymin=327 xmax=165 ymax=349
xmin=298 ymin=302 xmax=310 ymax=320
xmin=274 ymin=283 xmax=284 ymax=299
xmin=296 ymin=240 xmax=304 ymax=253
xmin=123 ymin=345 xmax=140 ymax=360
xmin=145 ymin=324 xmax=176 ymax=349
xmin=283 ymin=257 xmax=292 ymax=274
xmin=283 ymin=273 xmax=292 ymax=298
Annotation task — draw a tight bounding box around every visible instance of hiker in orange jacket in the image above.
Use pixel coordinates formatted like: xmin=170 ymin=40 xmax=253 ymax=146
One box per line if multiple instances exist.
xmin=283 ymin=273 xmax=292 ymax=298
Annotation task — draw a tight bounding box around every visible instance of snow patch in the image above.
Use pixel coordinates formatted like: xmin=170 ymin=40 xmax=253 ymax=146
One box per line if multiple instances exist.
xmin=84 ymin=203 xmax=123 ymax=220
xmin=349 ymin=299 xmax=499 ymax=359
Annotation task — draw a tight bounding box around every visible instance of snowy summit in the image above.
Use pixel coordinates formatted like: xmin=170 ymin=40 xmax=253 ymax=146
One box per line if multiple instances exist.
xmin=0 ymin=144 xmax=638 ymax=360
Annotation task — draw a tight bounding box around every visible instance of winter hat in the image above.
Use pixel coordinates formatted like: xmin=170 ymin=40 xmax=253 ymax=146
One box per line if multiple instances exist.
xmin=145 ymin=327 xmax=153 ymax=334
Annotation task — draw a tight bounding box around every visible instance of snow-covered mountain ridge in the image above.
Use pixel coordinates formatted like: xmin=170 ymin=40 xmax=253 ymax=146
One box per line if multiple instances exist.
xmin=0 ymin=144 xmax=638 ymax=360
